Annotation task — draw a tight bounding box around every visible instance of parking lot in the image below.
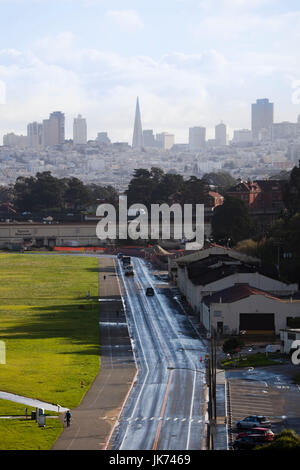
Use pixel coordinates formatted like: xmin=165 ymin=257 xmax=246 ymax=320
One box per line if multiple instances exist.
xmin=226 ymin=365 xmax=300 ymax=448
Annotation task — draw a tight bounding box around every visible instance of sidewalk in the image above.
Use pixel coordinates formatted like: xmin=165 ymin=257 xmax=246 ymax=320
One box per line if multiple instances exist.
xmin=52 ymin=256 xmax=136 ymax=450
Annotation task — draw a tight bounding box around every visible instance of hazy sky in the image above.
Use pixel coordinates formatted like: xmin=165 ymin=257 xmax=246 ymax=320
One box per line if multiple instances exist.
xmin=0 ymin=0 xmax=300 ymax=142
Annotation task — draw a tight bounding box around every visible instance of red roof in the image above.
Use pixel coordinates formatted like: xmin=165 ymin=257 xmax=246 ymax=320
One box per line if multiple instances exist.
xmin=203 ymin=283 xmax=282 ymax=305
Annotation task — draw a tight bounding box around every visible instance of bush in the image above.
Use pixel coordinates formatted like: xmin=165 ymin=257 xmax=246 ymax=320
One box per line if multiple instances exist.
xmin=222 ymin=337 xmax=244 ymax=354
xmin=255 ymin=429 xmax=300 ymax=450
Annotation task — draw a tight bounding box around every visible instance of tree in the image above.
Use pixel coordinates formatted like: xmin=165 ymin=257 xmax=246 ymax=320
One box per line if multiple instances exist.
xmin=179 ymin=176 xmax=209 ymax=205
xmin=87 ymin=184 xmax=119 ymax=206
xmin=126 ymin=168 xmax=159 ymax=208
xmin=14 ymin=172 xmax=66 ymax=211
xmin=255 ymin=429 xmax=300 ymax=450
xmin=63 ymin=177 xmax=92 ymax=210
xmin=203 ymin=171 xmax=236 ymax=195
xmin=222 ymin=337 xmax=244 ymax=355
xmin=283 ymin=165 xmax=300 ymax=216
xmin=212 ymin=196 xmax=253 ymax=245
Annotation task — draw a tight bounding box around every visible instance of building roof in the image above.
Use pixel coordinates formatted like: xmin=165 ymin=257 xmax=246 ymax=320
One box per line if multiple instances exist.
xmin=187 ymin=259 xmax=262 ymax=286
xmin=176 ymin=245 xmax=260 ymax=267
xmin=202 ymin=283 xmax=300 ymax=306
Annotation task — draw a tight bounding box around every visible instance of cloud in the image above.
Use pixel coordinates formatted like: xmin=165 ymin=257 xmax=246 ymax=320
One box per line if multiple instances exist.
xmin=106 ymin=9 xmax=144 ymax=32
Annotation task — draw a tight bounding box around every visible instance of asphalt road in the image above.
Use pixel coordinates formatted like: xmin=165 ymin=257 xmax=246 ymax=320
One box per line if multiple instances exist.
xmin=109 ymin=257 xmax=208 ymax=451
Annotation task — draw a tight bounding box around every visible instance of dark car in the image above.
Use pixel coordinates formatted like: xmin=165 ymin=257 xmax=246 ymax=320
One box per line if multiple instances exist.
xmin=117 ymin=253 xmax=124 ymax=260
xmin=237 ymin=427 xmax=274 ymax=441
xmin=146 ymin=287 xmax=154 ymax=296
xmin=236 ymin=416 xmax=271 ymax=429
xmin=232 ymin=434 xmax=269 ymax=450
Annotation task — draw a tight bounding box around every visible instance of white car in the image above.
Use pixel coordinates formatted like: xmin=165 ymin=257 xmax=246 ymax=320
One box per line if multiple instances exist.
xmin=236 ymin=416 xmax=271 ymax=429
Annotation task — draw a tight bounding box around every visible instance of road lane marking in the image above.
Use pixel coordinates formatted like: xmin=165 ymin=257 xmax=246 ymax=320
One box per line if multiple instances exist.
xmin=152 ymin=369 xmax=174 ymax=450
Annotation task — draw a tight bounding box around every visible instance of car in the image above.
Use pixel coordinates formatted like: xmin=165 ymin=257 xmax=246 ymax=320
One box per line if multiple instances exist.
xmin=232 ymin=435 xmax=269 ymax=450
xmin=237 ymin=427 xmax=274 ymax=441
xmin=146 ymin=287 xmax=154 ymax=296
xmin=236 ymin=416 xmax=271 ymax=429
xmin=125 ymin=265 xmax=134 ymax=276
xmin=117 ymin=253 xmax=124 ymax=260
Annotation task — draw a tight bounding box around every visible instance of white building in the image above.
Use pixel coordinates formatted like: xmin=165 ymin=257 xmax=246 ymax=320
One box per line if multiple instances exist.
xmin=202 ymin=284 xmax=300 ymax=336
xmin=156 ymin=133 xmax=175 ymax=150
xmin=73 ymin=114 xmax=87 ymax=145
xmin=215 ymin=122 xmax=227 ymax=146
xmin=233 ymin=129 xmax=253 ymax=144
xmin=280 ymin=328 xmax=300 ymax=354
xmin=189 ymin=127 xmax=206 ymax=150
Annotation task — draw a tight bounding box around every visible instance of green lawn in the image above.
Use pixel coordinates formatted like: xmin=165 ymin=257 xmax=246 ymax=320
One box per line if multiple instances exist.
xmin=222 ymin=352 xmax=281 ymax=368
xmin=0 ymin=418 xmax=63 ymax=450
xmin=0 ymin=253 xmax=100 ymax=448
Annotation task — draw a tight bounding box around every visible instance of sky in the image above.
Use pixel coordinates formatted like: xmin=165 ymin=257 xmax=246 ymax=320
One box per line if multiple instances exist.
xmin=0 ymin=0 xmax=300 ymax=142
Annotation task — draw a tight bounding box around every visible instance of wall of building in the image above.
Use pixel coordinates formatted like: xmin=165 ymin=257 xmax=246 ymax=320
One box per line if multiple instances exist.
xmin=202 ymin=295 xmax=300 ymax=335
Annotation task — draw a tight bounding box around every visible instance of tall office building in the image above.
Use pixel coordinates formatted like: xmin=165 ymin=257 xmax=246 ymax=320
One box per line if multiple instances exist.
xmin=73 ymin=114 xmax=87 ymax=145
xmin=132 ymin=97 xmax=143 ymax=148
xmin=156 ymin=132 xmax=175 ymax=150
xmin=43 ymin=111 xmax=65 ymax=147
xmin=189 ymin=127 xmax=206 ymax=151
xmin=27 ymin=122 xmax=43 ymax=148
xmin=251 ymin=98 xmax=274 ymax=140
xmin=215 ymin=122 xmax=227 ymax=146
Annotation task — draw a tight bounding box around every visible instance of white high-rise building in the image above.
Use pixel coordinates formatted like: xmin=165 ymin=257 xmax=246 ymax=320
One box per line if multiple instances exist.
xmin=73 ymin=114 xmax=87 ymax=145
xmin=189 ymin=127 xmax=206 ymax=151
xmin=251 ymin=98 xmax=274 ymax=140
xmin=156 ymin=132 xmax=175 ymax=150
xmin=42 ymin=111 xmax=65 ymax=147
xmin=27 ymin=122 xmax=43 ymax=148
xmin=215 ymin=122 xmax=227 ymax=146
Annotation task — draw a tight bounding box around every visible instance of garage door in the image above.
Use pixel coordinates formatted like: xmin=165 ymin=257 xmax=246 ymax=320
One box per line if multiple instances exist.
xmin=240 ymin=313 xmax=275 ymax=333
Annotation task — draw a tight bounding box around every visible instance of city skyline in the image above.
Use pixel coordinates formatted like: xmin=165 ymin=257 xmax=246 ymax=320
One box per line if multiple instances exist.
xmin=0 ymin=1 xmax=300 ymax=142
xmin=3 ymin=96 xmax=300 ymax=147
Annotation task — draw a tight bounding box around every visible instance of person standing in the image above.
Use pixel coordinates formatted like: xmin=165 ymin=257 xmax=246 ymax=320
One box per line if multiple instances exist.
xmin=65 ymin=410 xmax=72 ymax=427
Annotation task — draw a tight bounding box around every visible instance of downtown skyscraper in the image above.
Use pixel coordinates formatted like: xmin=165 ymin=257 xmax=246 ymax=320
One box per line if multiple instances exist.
xmin=132 ymin=97 xmax=143 ymax=149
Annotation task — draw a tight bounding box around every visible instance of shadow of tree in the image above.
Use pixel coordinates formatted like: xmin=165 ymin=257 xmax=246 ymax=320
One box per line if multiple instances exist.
xmin=2 ymin=303 xmax=100 ymax=356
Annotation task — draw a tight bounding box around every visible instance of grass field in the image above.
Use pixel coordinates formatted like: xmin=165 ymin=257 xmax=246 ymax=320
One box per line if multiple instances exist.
xmin=222 ymin=352 xmax=281 ymax=368
xmin=0 ymin=253 xmax=100 ymax=411
xmin=0 ymin=418 xmax=63 ymax=450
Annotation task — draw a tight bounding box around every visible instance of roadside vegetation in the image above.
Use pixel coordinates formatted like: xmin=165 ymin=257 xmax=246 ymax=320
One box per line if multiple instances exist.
xmin=0 ymin=253 xmax=100 ymax=449
xmin=0 ymin=418 xmax=63 ymax=450
xmin=255 ymin=429 xmax=300 ymax=450
xmin=222 ymin=352 xmax=281 ymax=369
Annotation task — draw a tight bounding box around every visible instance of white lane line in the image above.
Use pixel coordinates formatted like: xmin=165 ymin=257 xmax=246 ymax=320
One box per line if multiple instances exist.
xmin=186 ymin=369 xmax=197 ymax=450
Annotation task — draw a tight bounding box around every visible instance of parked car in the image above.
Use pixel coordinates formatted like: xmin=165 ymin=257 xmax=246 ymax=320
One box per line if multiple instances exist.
xmin=117 ymin=253 xmax=124 ymax=260
xmin=232 ymin=434 xmax=269 ymax=450
xmin=146 ymin=287 xmax=154 ymax=296
xmin=236 ymin=416 xmax=271 ymax=429
xmin=237 ymin=427 xmax=274 ymax=441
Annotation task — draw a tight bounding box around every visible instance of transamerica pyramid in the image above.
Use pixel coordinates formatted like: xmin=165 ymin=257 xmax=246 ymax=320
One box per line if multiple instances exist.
xmin=132 ymin=97 xmax=144 ymax=148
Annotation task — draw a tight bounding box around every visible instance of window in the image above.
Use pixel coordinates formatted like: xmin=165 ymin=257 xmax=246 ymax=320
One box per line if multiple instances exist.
xmin=288 ymin=333 xmax=296 ymax=341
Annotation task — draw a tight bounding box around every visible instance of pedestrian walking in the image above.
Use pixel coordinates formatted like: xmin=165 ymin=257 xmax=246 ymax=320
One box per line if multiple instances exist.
xmin=103 ymin=275 xmax=106 ymax=281
xmin=64 ymin=410 xmax=72 ymax=427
